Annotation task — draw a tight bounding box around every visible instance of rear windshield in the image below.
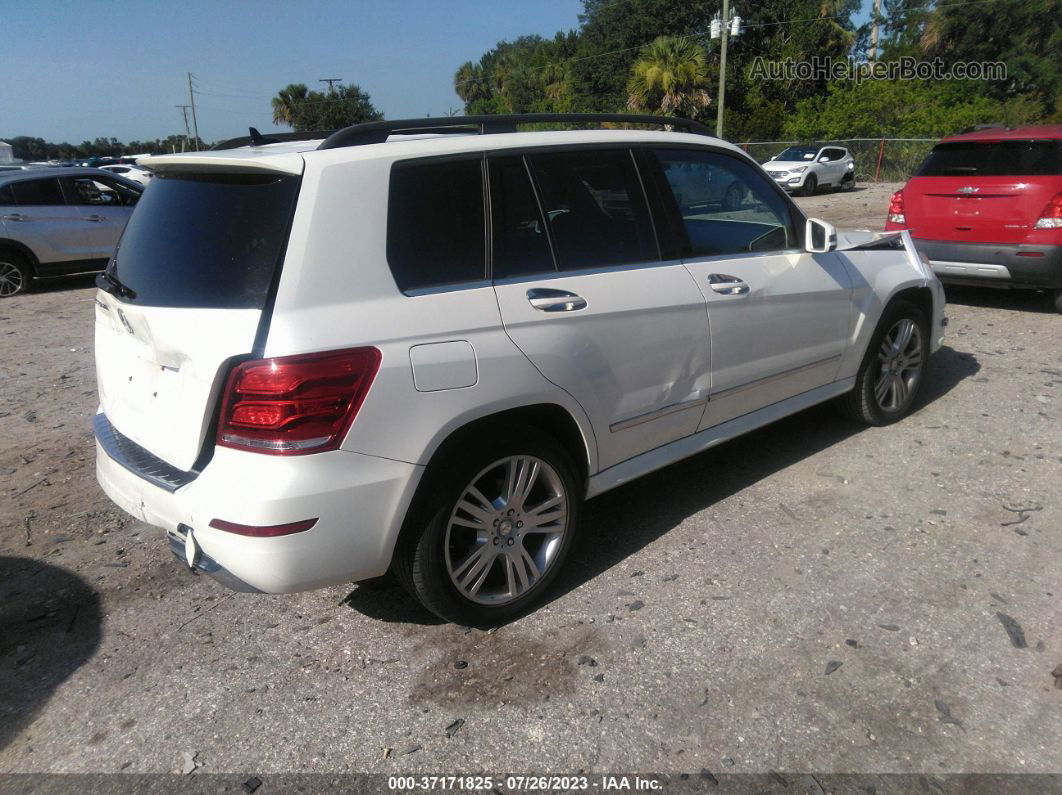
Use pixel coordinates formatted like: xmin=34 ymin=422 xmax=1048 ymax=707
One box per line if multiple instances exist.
xmin=916 ymin=140 xmax=1061 ymax=177
xmin=109 ymin=172 xmax=300 ymax=308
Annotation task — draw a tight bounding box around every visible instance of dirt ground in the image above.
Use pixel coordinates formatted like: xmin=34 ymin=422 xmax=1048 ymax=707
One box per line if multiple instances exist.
xmin=1 ymin=182 xmax=1060 ymax=785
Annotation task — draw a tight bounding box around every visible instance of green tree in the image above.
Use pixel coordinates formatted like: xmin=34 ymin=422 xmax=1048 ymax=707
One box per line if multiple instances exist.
xmin=271 ymin=82 xmax=383 ymax=132
xmin=271 ymin=83 xmax=310 ymax=127
xmin=626 ymin=36 xmax=711 ymax=115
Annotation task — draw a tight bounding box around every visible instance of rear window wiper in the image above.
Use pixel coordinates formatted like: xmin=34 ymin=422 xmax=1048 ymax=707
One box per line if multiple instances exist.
xmin=96 ymin=270 xmax=137 ymax=300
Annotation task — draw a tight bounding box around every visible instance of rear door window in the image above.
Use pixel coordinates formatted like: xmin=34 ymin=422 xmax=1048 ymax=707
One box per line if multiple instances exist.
xmin=108 ymin=172 xmax=300 ymax=309
xmin=527 ymin=149 xmax=657 ymax=271
xmin=917 ymin=140 xmax=1061 ymax=176
xmin=489 ymin=155 xmax=554 ymax=279
xmin=386 ymin=157 xmax=486 ymax=292
xmin=10 ymin=178 xmax=65 ymax=206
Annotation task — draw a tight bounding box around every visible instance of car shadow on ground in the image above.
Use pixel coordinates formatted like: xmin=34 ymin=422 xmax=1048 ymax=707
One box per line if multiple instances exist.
xmin=27 ymin=273 xmax=98 ymax=295
xmin=0 ymin=556 xmax=103 ymax=751
xmin=942 ymin=285 xmax=1057 ymax=314
xmin=342 ymin=345 xmax=980 ymax=626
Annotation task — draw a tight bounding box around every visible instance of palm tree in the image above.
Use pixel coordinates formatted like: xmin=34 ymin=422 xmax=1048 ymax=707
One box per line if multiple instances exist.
xmin=271 ymin=83 xmax=309 ymax=127
xmin=454 ymin=62 xmax=490 ymax=107
xmin=627 ymin=36 xmax=711 ymax=117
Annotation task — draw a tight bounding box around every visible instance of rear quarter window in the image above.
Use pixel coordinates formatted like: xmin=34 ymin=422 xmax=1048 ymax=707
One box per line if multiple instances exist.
xmin=386 ymin=157 xmax=486 ymax=292
xmin=917 ymin=140 xmax=1061 ymax=177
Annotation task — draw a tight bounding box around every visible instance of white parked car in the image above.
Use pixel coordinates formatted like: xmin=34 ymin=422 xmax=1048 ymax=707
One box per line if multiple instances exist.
xmin=93 ymin=115 xmax=944 ymax=625
xmin=99 ymin=164 xmax=153 ymax=186
xmin=764 ymin=145 xmax=856 ymax=196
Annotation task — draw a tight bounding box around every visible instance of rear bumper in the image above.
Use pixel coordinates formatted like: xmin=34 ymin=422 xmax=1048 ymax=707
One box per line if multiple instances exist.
xmin=95 ymin=413 xmax=424 ymax=593
xmin=911 ymin=239 xmax=1062 ymax=289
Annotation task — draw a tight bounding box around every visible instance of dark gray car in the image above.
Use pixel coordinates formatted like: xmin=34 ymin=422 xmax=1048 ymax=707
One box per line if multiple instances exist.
xmin=0 ymin=167 xmax=143 ymax=297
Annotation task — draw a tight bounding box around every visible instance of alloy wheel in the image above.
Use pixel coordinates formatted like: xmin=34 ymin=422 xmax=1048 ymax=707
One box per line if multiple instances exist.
xmin=874 ymin=318 xmax=923 ymax=411
xmin=0 ymin=261 xmax=24 ymax=297
xmin=444 ymin=455 xmax=568 ymax=606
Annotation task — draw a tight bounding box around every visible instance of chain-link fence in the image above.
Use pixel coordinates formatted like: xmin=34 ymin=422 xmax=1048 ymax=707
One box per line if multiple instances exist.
xmin=737 ymin=138 xmax=938 ymax=183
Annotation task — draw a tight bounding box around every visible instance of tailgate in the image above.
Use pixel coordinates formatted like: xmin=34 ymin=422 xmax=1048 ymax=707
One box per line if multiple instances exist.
xmin=94 ymin=165 xmax=302 ymax=472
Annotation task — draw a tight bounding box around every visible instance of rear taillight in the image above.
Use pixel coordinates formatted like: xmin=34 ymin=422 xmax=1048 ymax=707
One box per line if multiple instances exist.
xmin=217 ymin=347 xmax=381 ymax=455
xmin=888 ymin=190 xmax=905 ymax=225
xmin=1034 ymin=191 xmax=1062 ymax=230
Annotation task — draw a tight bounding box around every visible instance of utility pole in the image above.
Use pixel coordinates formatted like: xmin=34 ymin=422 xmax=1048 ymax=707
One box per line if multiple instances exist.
xmin=175 ymin=105 xmax=191 ymax=152
xmin=868 ymin=0 xmax=883 ymax=62
xmin=319 ymin=78 xmax=342 ymax=93
xmin=716 ymin=0 xmax=730 ymax=138
xmin=187 ymin=72 xmax=200 ymax=151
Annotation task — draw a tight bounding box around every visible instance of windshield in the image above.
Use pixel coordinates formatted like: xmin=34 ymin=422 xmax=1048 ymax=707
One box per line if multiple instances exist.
xmin=775 ymin=147 xmax=820 ymax=162
xmin=916 ymin=140 xmax=1061 ymax=177
xmin=109 ymin=172 xmax=300 ymax=309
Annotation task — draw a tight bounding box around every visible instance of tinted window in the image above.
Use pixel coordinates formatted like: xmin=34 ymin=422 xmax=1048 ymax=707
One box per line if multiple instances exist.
xmin=10 ymin=178 xmax=65 ymax=206
xmin=489 ymin=156 xmax=553 ymax=279
xmin=0 ymin=185 xmax=14 ymax=206
xmin=916 ymin=140 xmax=1061 ymax=176
xmin=387 ymin=158 xmax=485 ymax=292
xmin=109 ymin=172 xmax=299 ymax=309
xmin=824 ymin=148 xmax=846 ymax=161
xmin=528 ymin=149 xmax=656 ymax=270
xmin=654 ymin=148 xmax=797 ymax=257
xmin=68 ymin=176 xmax=139 ymax=206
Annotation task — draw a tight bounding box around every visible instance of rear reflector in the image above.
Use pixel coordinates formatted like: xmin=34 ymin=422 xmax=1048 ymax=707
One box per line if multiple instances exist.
xmin=217 ymin=347 xmax=381 ymax=455
xmin=1034 ymin=191 xmax=1062 ymax=230
xmin=209 ymin=518 xmax=318 ymax=537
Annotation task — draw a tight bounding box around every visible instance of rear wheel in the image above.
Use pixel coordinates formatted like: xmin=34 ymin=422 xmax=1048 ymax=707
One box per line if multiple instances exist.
xmin=799 ymin=174 xmax=817 ymax=197
xmin=394 ymin=429 xmax=581 ymax=626
xmin=841 ymin=174 xmax=856 ymax=192
xmin=0 ymin=253 xmax=31 ymax=298
xmin=838 ymin=300 xmax=929 ymax=426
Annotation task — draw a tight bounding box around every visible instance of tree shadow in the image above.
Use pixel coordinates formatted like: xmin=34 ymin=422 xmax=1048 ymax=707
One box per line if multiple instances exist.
xmin=343 ymin=345 xmax=979 ymax=626
xmin=942 ymin=284 xmax=1056 ymax=315
xmin=0 ymin=557 xmax=103 ymax=751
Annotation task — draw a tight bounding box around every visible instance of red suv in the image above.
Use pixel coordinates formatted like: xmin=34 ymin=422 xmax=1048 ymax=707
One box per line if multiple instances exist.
xmin=885 ymin=125 xmax=1062 ymax=312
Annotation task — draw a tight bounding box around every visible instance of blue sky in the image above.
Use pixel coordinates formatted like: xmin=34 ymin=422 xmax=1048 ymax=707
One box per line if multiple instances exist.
xmin=2 ymin=0 xmax=871 ymax=145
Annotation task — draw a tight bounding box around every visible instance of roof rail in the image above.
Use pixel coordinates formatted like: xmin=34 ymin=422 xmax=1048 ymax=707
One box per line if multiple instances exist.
xmin=211 ymin=128 xmax=336 ymax=151
xmin=317 ymin=113 xmax=713 ymax=150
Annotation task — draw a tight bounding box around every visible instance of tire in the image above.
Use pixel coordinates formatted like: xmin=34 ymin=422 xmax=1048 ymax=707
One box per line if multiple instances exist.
xmin=0 ymin=252 xmax=32 ymax=298
xmin=722 ymin=182 xmax=744 ymax=211
xmin=799 ymin=174 xmax=817 ymax=197
xmin=1053 ymin=289 xmax=1062 ymax=314
xmin=837 ymin=299 xmax=929 ymax=426
xmin=841 ymin=174 xmax=856 ymax=192
xmin=393 ymin=427 xmax=582 ymax=626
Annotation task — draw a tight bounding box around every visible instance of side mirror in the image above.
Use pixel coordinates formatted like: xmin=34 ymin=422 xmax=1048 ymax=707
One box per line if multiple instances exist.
xmin=805 ymin=218 xmax=836 ymax=253
xmin=818 ymin=156 xmax=829 ymax=162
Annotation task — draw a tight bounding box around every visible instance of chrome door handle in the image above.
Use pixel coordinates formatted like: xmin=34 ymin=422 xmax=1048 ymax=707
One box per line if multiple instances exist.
xmin=1 ymin=213 xmax=26 ymax=222
xmin=526 ymin=288 xmax=587 ymax=312
xmin=83 ymin=215 xmax=105 ymax=222
xmin=707 ymin=273 xmax=750 ymax=296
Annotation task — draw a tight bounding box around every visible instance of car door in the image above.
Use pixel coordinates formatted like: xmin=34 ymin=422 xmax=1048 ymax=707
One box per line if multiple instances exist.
xmin=64 ymin=174 xmax=139 ymax=262
xmin=2 ymin=176 xmax=93 ymax=274
xmin=490 ymin=149 xmax=711 ymax=470
xmin=648 ymin=147 xmax=853 ymax=429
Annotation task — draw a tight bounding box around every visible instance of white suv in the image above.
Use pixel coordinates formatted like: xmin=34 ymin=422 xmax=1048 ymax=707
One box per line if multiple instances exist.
xmin=764 ymin=145 xmax=856 ymax=196
xmin=93 ymin=114 xmax=945 ymax=625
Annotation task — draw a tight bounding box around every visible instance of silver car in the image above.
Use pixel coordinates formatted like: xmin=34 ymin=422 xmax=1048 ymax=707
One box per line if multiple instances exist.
xmin=0 ymin=167 xmax=142 ymax=297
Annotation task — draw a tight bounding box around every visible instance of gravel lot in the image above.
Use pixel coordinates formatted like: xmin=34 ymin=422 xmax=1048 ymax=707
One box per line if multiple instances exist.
xmin=1 ymin=182 xmax=1060 ymax=781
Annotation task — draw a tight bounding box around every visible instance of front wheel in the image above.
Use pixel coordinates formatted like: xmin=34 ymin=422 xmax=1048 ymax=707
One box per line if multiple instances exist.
xmin=395 ymin=431 xmax=581 ymax=626
xmin=841 ymin=174 xmax=856 ymax=192
xmin=838 ymin=300 xmax=929 ymax=426
xmin=799 ymin=174 xmax=818 ymax=197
